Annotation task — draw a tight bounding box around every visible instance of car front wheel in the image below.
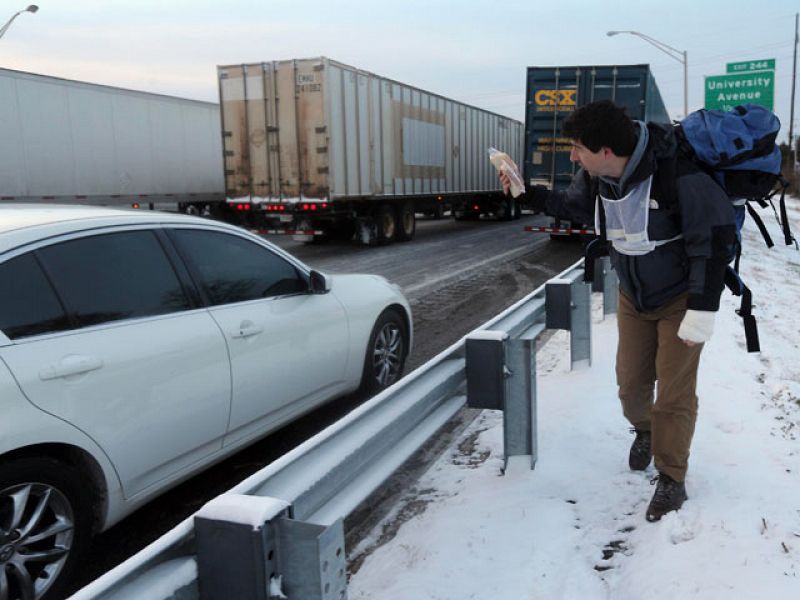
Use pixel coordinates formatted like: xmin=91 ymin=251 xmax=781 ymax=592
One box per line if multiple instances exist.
xmin=359 ymin=309 xmax=407 ymax=395
xmin=0 ymin=458 xmax=92 ymax=600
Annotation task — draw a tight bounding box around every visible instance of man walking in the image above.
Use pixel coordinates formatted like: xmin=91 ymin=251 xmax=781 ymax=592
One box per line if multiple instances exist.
xmin=500 ymin=100 xmax=735 ymax=521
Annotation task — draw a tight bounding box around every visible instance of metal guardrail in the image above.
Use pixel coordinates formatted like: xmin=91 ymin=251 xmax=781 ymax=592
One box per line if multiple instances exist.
xmin=70 ymin=256 xmax=617 ymax=600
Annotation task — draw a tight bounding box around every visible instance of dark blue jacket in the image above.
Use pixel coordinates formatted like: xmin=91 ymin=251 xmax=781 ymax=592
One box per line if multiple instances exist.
xmin=544 ymin=123 xmax=736 ymax=313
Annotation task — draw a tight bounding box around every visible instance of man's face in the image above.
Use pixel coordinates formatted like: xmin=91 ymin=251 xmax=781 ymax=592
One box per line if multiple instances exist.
xmin=569 ymin=140 xmax=607 ymax=176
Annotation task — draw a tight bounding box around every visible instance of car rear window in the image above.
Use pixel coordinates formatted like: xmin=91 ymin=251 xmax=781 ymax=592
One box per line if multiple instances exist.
xmin=0 ymin=253 xmax=71 ymax=339
xmin=170 ymin=229 xmax=307 ymax=305
xmin=38 ymin=230 xmax=191 ymax=328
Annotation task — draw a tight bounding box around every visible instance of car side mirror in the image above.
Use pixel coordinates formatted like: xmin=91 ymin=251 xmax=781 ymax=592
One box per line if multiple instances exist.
xmin=309 ymin=270 xmax=331 ymax=294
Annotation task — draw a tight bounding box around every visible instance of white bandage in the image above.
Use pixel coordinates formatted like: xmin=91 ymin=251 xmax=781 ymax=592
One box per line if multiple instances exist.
xmin=678 ymin=309 xmax=716 ymax=344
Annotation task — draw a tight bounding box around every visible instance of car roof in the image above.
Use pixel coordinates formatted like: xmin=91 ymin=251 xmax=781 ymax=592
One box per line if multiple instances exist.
xmin=0 ymin=204 xmax=241 ymax=255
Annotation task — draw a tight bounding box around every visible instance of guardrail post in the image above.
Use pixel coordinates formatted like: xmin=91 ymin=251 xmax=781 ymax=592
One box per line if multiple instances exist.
xmin=545 ymin=272 xmax=591 ymax=369
xmin=195 ymin=495 xmax=347 ymax=600
xmin=591 ymin=256 xmax=618 ymax=316
xmin=505 ymin=331 xmax=539 ymax=470
xmin=465 ymin=331 xmax=537 ymax=470
xmin=601 ymin=257 xmax=618 ymax=316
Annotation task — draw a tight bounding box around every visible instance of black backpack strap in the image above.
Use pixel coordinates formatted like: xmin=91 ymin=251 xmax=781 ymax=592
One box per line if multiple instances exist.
xmin=737 ymin=284 xmax=760 ymax=353
xmin=724 ymin=268 xmax=760 ymax=353
xmin=745 ymin=202 xmax=774 ymax=248
xmin=733 ymin=233 xmax=742 ymax=273
xmin=655 ymin=153 xmax=680 ymax=209
xmin=776 ymin=182 xmax=796 ymax=247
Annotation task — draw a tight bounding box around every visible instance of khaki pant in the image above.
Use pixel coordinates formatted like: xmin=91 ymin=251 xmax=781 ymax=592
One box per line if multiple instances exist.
xmin=616 ymin=291 xmax=704 ymax=482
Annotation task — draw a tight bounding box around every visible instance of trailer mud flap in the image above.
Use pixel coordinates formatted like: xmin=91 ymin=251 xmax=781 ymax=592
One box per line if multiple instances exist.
xmin=356 ymin=217 xmax=377 ymax=246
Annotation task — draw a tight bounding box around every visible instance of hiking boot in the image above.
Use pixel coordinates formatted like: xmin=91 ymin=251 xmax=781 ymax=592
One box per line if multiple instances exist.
xmin=628 ymin=429 xmax=652 ymax=471
xmin=646 ymin=473 xmax=688 ymax=522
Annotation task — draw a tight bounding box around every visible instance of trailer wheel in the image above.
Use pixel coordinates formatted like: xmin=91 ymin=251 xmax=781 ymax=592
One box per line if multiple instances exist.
xmin=329 ymin=221 xmax=355 ymax=242
xmin=453 ymin=205 xmax=478 ymax=221
xmin=497 ymin=197 xmax=515 ymax=221
xmin=376 ymin=204 xmax=397 ymax=245
xmin=396 ymin=202 xmax=416 ymax=242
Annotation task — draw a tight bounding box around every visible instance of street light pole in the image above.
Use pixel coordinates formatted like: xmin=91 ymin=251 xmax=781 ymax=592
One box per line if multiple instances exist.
xmin=607 ymin=30 xmax=688 ymax=118
xmin=0 ymin=4 xmax=38 ymax=40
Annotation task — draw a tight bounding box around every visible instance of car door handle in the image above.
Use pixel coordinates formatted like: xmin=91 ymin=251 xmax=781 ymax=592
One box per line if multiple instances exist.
xmin=39 ymin=355 xmax=104 ymax=381
xmin=231 ymin=323 xmax=264 ymax=339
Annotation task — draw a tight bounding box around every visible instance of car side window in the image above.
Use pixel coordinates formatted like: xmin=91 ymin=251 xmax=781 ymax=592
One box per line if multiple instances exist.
xmin=170 ymin=229 xmax=307 ymax=306
xmin=37 ymin=230 xmax=191 ymax=328
xmin=0 ymin=253 xmax=71 ymax=339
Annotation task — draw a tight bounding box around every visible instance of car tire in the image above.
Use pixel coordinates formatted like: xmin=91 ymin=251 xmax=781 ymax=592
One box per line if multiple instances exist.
xmin=358 ymin=309 xmax=407 ymax=395
xmin=396 ymin=202 xmax=416 ymax=242
xmin=0 ymin=457 xmax=93 ymax=600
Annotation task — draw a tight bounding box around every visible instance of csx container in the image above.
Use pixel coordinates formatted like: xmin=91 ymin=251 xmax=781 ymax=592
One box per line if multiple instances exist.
xmin=524 ymin=64 xmax=670 ymax=193
xmin=0 ymin=68 xmax=224 ymax=211
xmin=218 ymin=57 xmax=524 ymax=243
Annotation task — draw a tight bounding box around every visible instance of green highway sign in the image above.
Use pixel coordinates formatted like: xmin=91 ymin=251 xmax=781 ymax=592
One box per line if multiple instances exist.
xmin=726 ymin=59 xmax=775 ymax=73
xmin=704 ymin=71 xmax=774 ymax=111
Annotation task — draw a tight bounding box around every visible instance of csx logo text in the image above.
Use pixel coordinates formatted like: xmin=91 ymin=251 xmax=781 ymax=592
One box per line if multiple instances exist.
xmin=534 ymin=90 xmax=577 ymax=106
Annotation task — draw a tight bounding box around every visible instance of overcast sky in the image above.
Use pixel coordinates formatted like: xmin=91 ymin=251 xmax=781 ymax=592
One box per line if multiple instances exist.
xmin=2 ymin=0 xmax=798 ymax=142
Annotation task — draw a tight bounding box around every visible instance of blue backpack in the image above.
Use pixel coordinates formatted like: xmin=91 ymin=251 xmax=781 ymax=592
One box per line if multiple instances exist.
xmin=673 ymin=103 xmax=795 ymax=352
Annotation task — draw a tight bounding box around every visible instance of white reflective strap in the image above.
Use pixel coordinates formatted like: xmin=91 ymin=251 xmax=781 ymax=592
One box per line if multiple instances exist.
xmin=653 ymin=233 xmax=684 ymax=246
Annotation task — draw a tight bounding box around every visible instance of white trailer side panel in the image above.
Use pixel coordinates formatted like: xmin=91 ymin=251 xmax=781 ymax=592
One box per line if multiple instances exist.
xmin=218 ymin=57 xmax=523 ymax=203
xmin=0 ymin=68 xmax=223 ymax=203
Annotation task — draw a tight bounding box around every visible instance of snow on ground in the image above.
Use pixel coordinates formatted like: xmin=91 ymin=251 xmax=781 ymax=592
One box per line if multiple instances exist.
xmin=349 ymin=198 xmax=800 ymax=600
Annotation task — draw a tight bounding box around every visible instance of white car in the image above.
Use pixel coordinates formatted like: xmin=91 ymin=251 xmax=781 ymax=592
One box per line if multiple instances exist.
xmin=0 ymin=204 xmax=412 ymax=600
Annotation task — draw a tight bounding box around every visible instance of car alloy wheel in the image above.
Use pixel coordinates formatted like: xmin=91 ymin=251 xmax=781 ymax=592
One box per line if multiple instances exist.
xmin=0 ymin=482 xmax=75 ymax=600
xmin=371 ymin=320 xmax=404 ymax=388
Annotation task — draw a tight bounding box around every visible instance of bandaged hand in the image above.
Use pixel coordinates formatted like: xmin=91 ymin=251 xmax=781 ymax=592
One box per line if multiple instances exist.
xmin=678 ymin=309 xmax=716 ymax=345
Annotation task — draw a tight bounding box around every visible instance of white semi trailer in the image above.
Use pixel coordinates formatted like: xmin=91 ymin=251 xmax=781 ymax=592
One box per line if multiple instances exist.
xmin=218 ymin=57 xmax=525 ymax=244
xmin=0 ymin=68 xmax=225 ymax=215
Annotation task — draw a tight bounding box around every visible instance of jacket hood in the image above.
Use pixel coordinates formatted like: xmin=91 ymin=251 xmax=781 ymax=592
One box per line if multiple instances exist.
xmin=597 ymin=121 xmax=677 ymax=196
xmin=646 ymin=121 xmax=678 ymax=160
xmin=617 ymin=121 xmax=677 ymax=192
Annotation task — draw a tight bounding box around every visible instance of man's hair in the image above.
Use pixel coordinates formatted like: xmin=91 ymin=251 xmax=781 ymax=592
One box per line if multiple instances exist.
xmin=562 ymin=100 xmax=637 ymax=156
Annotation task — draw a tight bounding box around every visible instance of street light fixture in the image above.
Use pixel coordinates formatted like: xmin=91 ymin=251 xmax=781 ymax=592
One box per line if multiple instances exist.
xmin=0 ymin=5 xmax=39 ymax=41
xmin=607 ymin=30 xmax=688 ymax=118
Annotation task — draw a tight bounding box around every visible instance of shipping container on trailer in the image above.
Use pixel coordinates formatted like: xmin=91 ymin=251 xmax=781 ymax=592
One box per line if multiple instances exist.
xmin=217 ymin=57 xmax=525 ymax=244
xmin=523 ymin=64 xmax=670 ymax=238
xmin=0 ymin=68 xmax=224 ymax=213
